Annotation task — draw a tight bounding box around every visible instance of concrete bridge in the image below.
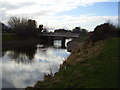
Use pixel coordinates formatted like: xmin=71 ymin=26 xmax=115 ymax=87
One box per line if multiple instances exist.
xmin=37 ymin=32 xmax=79 ymax=48
xmin=38 ymin=32 xmax=79 ymax=38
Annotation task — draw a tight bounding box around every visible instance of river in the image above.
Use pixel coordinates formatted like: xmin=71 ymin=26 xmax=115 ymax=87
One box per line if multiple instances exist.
xmin=1 ymin=39 xmax=71 ymax=88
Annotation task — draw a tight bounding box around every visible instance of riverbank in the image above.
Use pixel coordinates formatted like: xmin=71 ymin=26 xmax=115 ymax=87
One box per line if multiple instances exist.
xmin=26 ymin=37 xmax=119 ymax=89
xmin=2 ymin=33 xmax=42 ymax=46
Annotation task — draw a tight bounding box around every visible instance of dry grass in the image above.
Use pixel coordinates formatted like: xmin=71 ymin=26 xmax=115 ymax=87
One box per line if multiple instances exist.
xmin=61 ymin=40 xmax=105 ymax=68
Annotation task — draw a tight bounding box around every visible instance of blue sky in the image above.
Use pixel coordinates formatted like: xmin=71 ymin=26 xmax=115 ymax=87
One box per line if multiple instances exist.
xmin=1 ymin=0 xmax=119 ymax=31
xmin=56 ymin=2 xmax=118 ymax=16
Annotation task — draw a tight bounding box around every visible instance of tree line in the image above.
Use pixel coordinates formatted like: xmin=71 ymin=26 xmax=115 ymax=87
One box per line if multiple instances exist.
xmin=1 ymin=16 xmax=119 ymax=39
xmin=1 ymin=16 xmax=88 ymax=34
xmin=1 ymin=17 xmax=48 ymax=37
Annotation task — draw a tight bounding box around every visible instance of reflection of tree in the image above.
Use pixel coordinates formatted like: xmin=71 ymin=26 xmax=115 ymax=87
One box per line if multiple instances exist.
xmin=7 ymin=52 xmax=32 ymax=64
xmin=3 ymin=45 xmax=37 ymax=64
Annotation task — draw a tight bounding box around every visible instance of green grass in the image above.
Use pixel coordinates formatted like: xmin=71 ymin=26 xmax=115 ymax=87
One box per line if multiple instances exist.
xmin=2 ymin=33 xmax=36 ymax=42
xmin=26 ymin=37 xmax=119 ymax=89
xmin=78 ymin=39 xmax=119 ymax=88
xmin=2 ymin=33 xmax=22 ymax=42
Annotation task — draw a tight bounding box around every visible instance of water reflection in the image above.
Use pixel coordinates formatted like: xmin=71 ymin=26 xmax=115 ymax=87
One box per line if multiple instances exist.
xmin=1 ymin=42 xmax=70 ymax=88
xmin=4 ymin=51 xmax=33 ymax=64
xmin=2 ymin=45 xmax=37 ymax=60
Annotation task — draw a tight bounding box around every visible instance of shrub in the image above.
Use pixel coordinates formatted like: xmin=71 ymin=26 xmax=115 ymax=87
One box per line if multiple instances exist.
xmin=89 ymin=23 xmax=119 ymax=42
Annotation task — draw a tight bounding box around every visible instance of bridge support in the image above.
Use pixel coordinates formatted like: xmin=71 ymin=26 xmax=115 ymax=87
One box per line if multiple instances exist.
xmin=48 ymin=36 xmax=54 ymax=45
xmin=61 ymin=37 xmax=66 ymax=48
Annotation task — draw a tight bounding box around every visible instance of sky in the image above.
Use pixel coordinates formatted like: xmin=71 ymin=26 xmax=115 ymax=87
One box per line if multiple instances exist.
xmin=0 ymin=0 xmax=119 ymax=31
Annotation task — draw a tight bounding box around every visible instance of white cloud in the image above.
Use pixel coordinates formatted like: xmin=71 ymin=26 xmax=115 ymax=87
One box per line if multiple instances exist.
xmin=1 ymin=0 xmax=119 ymax=16
xmin=79 ymin=0 xmax=119 ymax=6
xmin=1 ymin=0 xmax=118 ymax=31
xmin=35 ymin=15 xmax=118 ymax=31
xmin=1 ymin=48 xmax=70 ymax=88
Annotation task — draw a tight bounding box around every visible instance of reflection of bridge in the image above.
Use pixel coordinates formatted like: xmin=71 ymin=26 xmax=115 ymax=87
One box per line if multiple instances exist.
xmin=37 ymin=32 xmax=79 ymax=48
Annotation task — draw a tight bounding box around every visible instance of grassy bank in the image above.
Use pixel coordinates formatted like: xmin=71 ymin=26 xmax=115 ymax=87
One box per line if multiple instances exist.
xmin=2 ymin=33 xmax=37 ymax=42
xmin=26 ymin=37 xmax=119 ymax=89
xmin=2 ymin=33 xmax=22 ymax=42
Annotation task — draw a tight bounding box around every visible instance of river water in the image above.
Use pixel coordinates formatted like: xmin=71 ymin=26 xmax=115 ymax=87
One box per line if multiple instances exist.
xmin=1 ymin=39 xmax=71 ymax=88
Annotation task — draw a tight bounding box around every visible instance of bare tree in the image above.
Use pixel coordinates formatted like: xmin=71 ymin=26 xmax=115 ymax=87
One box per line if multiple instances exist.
xmin=8 ymin=17 xmax=20 ymax=29
xmin=8 ymin=16 xmax=28 ymax=29
xmin=7 ymin=16 xmax=39 ymax=37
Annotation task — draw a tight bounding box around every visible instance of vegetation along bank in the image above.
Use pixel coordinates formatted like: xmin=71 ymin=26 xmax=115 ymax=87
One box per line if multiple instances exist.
xmin=26 ymin=22 xmax=119 ymax=89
